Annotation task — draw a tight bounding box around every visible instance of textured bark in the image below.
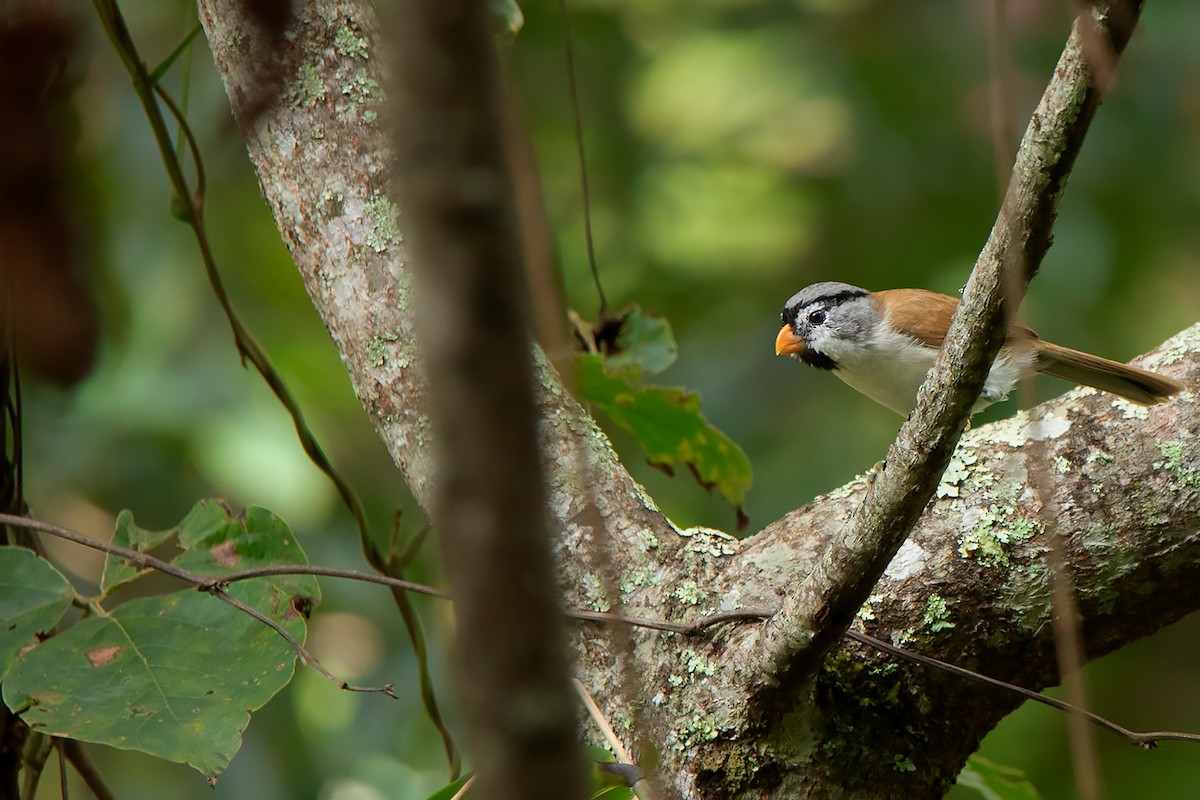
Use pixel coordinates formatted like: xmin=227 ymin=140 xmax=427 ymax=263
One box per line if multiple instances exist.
xmin=387 ymin=0 xmax=585 ymax=798
xmin=196 ymin=1 xmax=1200 ymax=797
xmin=745 ymin=0 xmax=1145 ymax=708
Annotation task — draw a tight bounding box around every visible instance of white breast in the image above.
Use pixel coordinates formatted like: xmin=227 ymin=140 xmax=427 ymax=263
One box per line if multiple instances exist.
xmin=827 ymin=325 xmax=1028 ymax=416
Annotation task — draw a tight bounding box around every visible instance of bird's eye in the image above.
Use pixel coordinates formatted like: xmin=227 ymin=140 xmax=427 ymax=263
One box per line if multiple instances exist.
xmin=807 ymin=309 xmax=826 ymax=325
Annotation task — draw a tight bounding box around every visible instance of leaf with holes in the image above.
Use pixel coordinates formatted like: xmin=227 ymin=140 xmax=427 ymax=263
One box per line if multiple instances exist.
xmin=603 ymin=306 xmax=678 ymax=376
xmin=0 ymin=547 xmax=73 ymax=679
xmin=577 ymin=353 xmax=752 ymax=525
xmin=3 ymin=502 xmax=319 ymax=777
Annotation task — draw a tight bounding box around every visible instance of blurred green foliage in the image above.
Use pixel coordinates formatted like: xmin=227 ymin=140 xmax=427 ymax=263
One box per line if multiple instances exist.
xmin=20 ymin=0 xmax=1200 ymax=798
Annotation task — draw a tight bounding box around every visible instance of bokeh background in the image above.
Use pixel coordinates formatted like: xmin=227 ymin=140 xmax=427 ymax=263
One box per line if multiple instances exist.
xmin=21 ymin=1 xmax=1200 ymax=798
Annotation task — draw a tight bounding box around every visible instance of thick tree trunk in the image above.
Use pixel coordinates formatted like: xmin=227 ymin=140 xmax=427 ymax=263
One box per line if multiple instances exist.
xmin=198 ymin=0 xmax=1198 ymax=797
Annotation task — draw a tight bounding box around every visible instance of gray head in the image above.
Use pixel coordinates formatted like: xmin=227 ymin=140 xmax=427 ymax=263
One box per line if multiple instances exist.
xmin=779 ymin=282 xmax=875 ymax=370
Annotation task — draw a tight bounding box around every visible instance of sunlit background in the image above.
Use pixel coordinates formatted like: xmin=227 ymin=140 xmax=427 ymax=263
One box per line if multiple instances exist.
xmin=23 ymin=1 xmax=1200 ymax=798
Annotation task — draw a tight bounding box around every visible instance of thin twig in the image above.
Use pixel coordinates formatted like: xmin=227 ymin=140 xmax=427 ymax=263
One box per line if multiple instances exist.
xmin=558 ymin=0 xmax=607 ymax=317
xmin=20 ymin=734 xmax=53 ymax=800
xmin=449 ymin=775 xmax=475 ymax=800
xmin=0 ymin=513 xmax=395 ymax=697
xmin=379 ymin=519 xmax=462 ymax=778
xmin=844 ymin=630 xmax=1200 ymax=748
xmin=744 ymin=0 xmax=1147 ymax=704
xmin=55 ymin=740 xmax=68 ymax=800
xmin=573 ymin=679 xmax=657 ymax=800
xmin=13 ymin=511 xmax=1200 ymax=750
xmin=93 ymin=0 xmax=460 ymax=765
xmin=985 ymin=0 xmax=1017 ymax=191
xmin=61 ymin=740 xmax=116 ymax=800
xmin=574 ymin=678 xmax=633 ymax=763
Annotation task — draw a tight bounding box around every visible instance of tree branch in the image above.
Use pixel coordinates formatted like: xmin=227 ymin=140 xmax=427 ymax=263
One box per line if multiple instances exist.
xmin=386 ymin=0 xmax=586 ymax=797
xmin=743 ymin=0 xmax=1146 ymax=704
xmin=196 ymin=0 xmax=1200 ymax=796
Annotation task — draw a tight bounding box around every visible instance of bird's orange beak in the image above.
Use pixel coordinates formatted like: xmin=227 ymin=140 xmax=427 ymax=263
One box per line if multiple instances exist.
xmin=775 ymin=324 xmax=805 ymax=356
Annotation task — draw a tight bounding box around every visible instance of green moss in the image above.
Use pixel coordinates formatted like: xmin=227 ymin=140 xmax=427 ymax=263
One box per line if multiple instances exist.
xmin=815 ymin=653 xmax=931 ymax=790
xmin=288 ymin=63 xmax=326 ymax=107
xmin=1152 ymin=323 xmax=1200 ymax=367
xmin=936 ymin=450 xmax=977 ymax=498
xmin=364 ymin=195 xmax=401 ymax=252
xmin=1156 ymin=439 xmax=1199 ymax=488
xmin=1084 ymin=522 xmax=1137 ymax=618
xmin=922 ymin=594 xmax=956 ymax=633
xmin=636 ymin=529 xmax=660 ymax=551
xmin=695 ymin=744 xmax=769 ymax=794
xmin=341 ymin=67 xmax=379 ymax=102
xmin=573 ymin=573 xmax=610 ymax=612
xmin=674 ymin=580 xmax=706 ymax=606
xmin=334 ymin=26 xmax=368 ymax=59
xmin=677 ymin=712 xmax=719 ymax=748
xmin=958 ymin=507 xmax=1039 ymax=568
xmin=999 ymin=559 xmax=1052 ymax=632
xmin=366 ymin=335 xmax=391 ymax=367
xmin=678 ymin=648 xmax=717 ymax=682
xmin=619 ymin=564 xmax=657 ymax=595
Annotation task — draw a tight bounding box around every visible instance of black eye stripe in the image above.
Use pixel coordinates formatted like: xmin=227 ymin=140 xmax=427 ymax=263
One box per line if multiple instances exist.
xmin=782 ymin=286 xmax=866 ymax=326
xmin=808 ymin=289 xmax=867 ymax=307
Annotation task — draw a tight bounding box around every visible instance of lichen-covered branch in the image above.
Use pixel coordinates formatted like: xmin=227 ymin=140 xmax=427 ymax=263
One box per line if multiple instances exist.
xmin=688 ymin=329 xmax=1198 ymax=796
xmin=742 ymin=0 xmax=1146 ymax=704
xmin=195 ymin=0 xmax=1200 ymax=798
xmin=195 ymin=0 xmax=678 ymax=608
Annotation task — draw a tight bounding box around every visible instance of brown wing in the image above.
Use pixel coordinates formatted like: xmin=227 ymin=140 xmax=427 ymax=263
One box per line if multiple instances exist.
xmin=874 ymin=288 xmax=1039 ymax=347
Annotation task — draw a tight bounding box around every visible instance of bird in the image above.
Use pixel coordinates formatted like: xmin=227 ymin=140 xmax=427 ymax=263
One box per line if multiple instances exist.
xmin=774 ymin=281 xmax=1184 ymax=416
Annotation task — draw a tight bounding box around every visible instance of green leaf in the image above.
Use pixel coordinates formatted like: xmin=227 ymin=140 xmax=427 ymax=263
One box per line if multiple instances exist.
xmin=956 ymin=755 xmax=1042 ymax=800
xmin=490 ymin=0 xmax=524 ymax=38
xmin=577 ymin=354 xmax=752 ymax=517
xmin=423 ymin=775 xmax=472 ymax=800
xmin=604 ymin=307 xmax=678 ymax=376
xmin=102 ymin=509 xmax=177 ymax=592
xmin=0 ymin=547 xmax=73 ymax=679
xmin=5 ymin=501 xmax=319 ymax=777
xmin=586 ymin=745 xmax=634 ymax=800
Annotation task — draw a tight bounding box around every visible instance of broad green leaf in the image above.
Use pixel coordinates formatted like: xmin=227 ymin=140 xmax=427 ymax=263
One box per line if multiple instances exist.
xmin=956 ymin=755 xmax=1042 ymax=800
xmin=0 ymin=547 xmax=73 ymax=679
xmin=102 ymin=508 xmax=177 ymax=592
xmin=6 ymin=502 xmax=319 ymax=777
xmin=577 ymin=354 xmax=752 ymax=520
xmin=604 ymin=307 xmax=678 ymax=376
xmin=103 ymin=501 xmax=311 ymax=592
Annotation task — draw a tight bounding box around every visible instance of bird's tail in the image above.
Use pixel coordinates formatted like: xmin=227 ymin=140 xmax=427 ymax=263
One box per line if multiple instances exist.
xmin=1035 ymin=341 xmax=1184 ymax=405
